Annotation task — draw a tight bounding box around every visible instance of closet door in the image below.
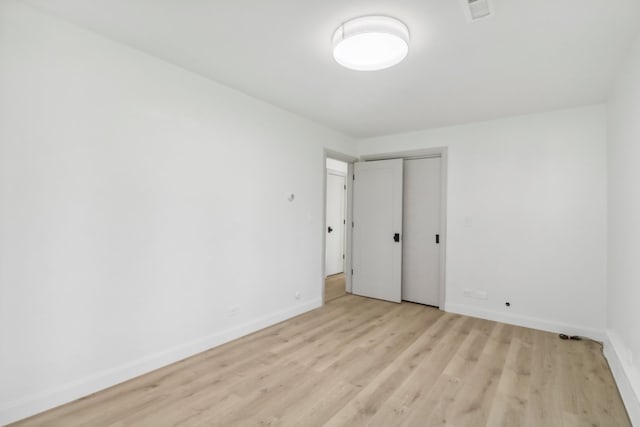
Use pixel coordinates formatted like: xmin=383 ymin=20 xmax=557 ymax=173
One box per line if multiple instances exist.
xmin=402 ymin=157 xmax=441 ymax=306
xmin=352 ymin=159 xmax=403 ymax=303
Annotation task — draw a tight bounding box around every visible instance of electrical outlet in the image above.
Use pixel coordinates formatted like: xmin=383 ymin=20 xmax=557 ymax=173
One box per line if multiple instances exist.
xmin=229 ymin=305 xmax=239 ymax=317
xmin=463 ymin=288 xmax=473 ymax=298
xmin=474 ymin=290 xmax=488 ymax=300
xmin=295 ymin=292 xmax=301 ymax=300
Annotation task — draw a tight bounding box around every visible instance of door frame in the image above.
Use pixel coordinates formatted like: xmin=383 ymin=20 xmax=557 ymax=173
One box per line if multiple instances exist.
xmin=322 ymin=149 xmax=357 ymax=305
xmin=325 ymin=169 xmax=347 ymax=277
xmin=360 ymin=147 xmax=448 ymax=310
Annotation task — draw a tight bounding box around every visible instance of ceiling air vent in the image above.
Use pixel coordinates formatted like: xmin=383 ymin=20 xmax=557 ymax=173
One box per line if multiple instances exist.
xmin=464 ymin=0 xmax=492 ymax=21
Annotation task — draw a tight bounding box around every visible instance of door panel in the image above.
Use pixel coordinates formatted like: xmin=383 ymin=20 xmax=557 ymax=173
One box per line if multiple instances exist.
xmin=352 ymin=159 xmax=403 ymax=303
xmin=402 ymin=157 xmax=441 ymax=306
xmin=325 ymin=173 xmax=345 ymax=276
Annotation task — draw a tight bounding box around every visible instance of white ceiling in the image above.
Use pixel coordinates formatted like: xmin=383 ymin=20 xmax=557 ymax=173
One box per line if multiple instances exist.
xmin=27 ymin=0 xmax=640 ymax=137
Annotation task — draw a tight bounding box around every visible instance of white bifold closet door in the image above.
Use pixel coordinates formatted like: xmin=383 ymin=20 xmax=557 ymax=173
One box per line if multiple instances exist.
xmin=352 ymin=159 xmax=404 ymax=303
xmin=402 ymin=157 xmax=441 ymax=306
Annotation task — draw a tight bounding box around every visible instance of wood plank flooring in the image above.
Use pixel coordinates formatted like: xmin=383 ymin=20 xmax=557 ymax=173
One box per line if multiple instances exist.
xmin=12 ymin=295 xmax=630 ymax=427
xmin=325 ymin=273 xmax=346 ymax=303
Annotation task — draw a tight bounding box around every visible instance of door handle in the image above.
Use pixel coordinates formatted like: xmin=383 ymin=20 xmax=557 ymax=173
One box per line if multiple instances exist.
xmin=393 ymin=233 xmax=400 ymax=242
xmin=436 ymin=234 xmax=440 ymax=244
xmin=328 ymin=226 xmax=333 ymax=233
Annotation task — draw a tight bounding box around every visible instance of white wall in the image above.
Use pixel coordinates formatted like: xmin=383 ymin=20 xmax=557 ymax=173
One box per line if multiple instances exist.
xmin=0 ymin=2 xmax=355 ymax=423
xmin=358 ymin=105 xmax=608 ymax=337
xmin=606 ymin=28 xmax=640 ymax=425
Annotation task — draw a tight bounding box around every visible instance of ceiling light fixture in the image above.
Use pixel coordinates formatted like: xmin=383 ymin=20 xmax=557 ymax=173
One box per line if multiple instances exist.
xmin=332 ymin=16 xmax=410 ymax=71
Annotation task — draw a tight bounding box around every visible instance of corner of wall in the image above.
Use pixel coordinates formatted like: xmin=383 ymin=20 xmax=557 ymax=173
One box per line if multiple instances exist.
xmin=604 ymin=330 xmax=640 ymax=425
xmin=604 ymin=20 xmax=640 ymax=427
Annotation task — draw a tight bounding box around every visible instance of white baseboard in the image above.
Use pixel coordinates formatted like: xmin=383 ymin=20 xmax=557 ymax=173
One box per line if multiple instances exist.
xmin=444 ymin=302 xmax=605 ymax=341
xmin=604 ymin=330 xmax=640 ymax=426
xmin=0 ymin=299 xmax=322 ymax=425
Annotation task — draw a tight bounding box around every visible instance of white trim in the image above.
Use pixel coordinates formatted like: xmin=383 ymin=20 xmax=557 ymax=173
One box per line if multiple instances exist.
xmin=604 ymin=330 xmax=640 ymax=426
xmin=437 ymin=149 xmax=448 ymax=309
xmin=327 ymin=167 xmax=347 ymax=177
xmin=445 ymin=302 xmax=605 ymax=341
xmin=360 ymin=147 xmax=446 ymax=161
xmin=0 ymin=299 xmax=321 ymax=426
xmin=345 ymin=162 xmax=354 ymax=294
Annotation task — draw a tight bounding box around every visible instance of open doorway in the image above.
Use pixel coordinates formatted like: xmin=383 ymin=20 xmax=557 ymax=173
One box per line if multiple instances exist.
xmin=325 ymin=158 xmax=349 ymax=302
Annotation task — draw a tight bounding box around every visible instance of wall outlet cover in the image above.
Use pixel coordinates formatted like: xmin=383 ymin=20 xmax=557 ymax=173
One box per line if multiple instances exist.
xmin=474 ymin=290 xmax=488 ymax=300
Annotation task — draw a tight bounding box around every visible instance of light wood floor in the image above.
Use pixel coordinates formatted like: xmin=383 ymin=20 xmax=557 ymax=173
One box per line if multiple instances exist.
xmin=13 ymin=295 xmax=630 ymax=427
xmin=325 ymin=273 xmax=346 ymax=302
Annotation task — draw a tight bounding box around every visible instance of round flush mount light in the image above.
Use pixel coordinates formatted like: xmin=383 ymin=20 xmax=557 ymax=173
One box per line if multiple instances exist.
xmin=332 ymin=15 xmax=410 ymax=71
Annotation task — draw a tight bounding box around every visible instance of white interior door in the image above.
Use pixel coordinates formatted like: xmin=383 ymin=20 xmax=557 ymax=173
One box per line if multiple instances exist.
xmin=352 ymin=159 xmax=403 ymax=303
xmin=402 ymin=157 xmax=441 ymax=306
xmin=325 ymin=172 xmax=345 ymax=276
